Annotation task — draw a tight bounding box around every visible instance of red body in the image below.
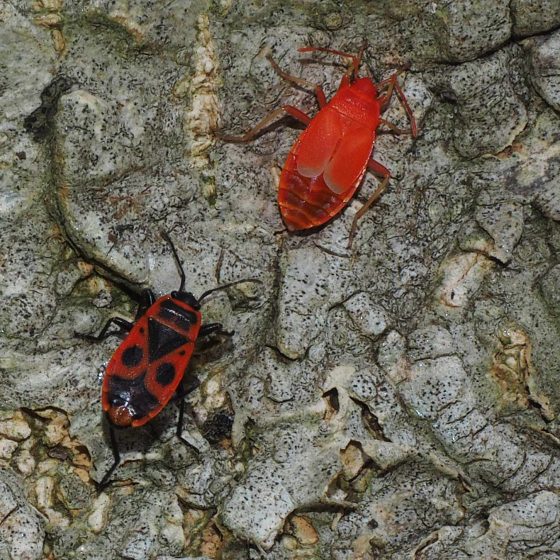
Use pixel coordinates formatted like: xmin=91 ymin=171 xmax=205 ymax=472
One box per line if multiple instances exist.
xmin=102 ymin=295 xmax=201 ymax=428
xmin=278 ymin=77 xmax=380 ymax=230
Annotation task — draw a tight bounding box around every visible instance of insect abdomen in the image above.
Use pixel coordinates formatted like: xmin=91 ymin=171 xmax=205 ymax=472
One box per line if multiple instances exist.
xmin=102 ymin=296 xmax=201 ymax=428
xmin=278 ymin=150 xmax=358 ymax=230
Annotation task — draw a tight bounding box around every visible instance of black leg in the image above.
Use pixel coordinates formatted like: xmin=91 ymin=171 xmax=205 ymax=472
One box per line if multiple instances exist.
xmin=135 ymin=289 xmax=156 ymax=320
xmin=96 ymin=424 xmax=120 ymax=492
xmin=176 ymin=398 xmax=200 ymax=455
xmin=181 ymin=374 xmax=200 ymax=395
xmin=199 ymin=322 xmax=234 ymax=337
xmin=76 ymin=316 xmax=133 ymax=342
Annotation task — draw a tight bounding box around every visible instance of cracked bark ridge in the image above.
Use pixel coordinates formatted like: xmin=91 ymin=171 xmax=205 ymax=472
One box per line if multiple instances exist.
xmin=0 ymin=470 xmax=44 ymax=560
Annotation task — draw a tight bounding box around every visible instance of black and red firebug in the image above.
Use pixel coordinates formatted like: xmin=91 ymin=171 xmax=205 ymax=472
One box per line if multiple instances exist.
xmin=79 ymin=232 xmax=254 ymax=489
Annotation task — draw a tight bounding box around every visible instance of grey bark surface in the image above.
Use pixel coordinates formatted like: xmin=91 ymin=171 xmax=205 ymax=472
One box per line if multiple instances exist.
xmin=1 ymin=1 xmax=560 ymax=558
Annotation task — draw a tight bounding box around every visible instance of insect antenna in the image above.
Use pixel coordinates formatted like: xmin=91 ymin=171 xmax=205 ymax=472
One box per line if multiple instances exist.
xmin=160 ymin=231 xmax=186 ymax=292
xmin=198 ymin=279 xmax=262 ymax=303
xmin=298 ymin=40 xmax=368 ymax=80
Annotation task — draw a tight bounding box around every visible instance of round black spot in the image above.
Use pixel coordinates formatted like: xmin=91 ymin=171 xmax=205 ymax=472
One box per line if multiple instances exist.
xmin=122 ymin=345 xmax=143 ymax=367
xmin=156 ymin=363 xmax=175 ymax=386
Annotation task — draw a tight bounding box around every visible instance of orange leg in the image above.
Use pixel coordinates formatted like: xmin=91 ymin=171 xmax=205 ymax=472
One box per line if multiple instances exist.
xmin=266 ymin=54 xmax=327 ymax=108
xmin=377 ymin=70 xmax=417 ymax=138
xmin=299 ymin=41 xmax=367 ymax=80
xmin=217 ymin=51 xmax=334 ymax=143
xmin=378 ymin=118 xmax=415 ymax=136
xmin=216 ymin=105 xmax=311 ymax=143
xmin=347 ymin=159 xmax=391 ymax=248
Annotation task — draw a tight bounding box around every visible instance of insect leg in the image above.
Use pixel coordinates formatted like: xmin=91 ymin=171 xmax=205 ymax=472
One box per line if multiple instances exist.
xmin=216 ymin=105 xmax=310 ymax=143
xmin=377 ymin=67 xmax=407 ymax=99
xmin=315 ymin=88 xmax=328 ymax=108
xmin=347 ymin=159 xmax=391 ymax=248
xmin=199 ymin=322 xmax=234 ymax=338
xmin=266 ymin=54 xmax=327 ymax=107
xmin=175 ymin=398 xmax=200 ymax=455
xmin=76 ymin=316 xmax=133 ymax=342
xmin=298 ymin=43 xmax=367 ymax=79
xmin=377 ymin=71 xmax=417 ymax=138
xmin=378 ymin=118 xmax=415 ymax=136
xmin=96 ymin=424 xmax=120 ymax=492
xmin=283 ymin=106 xmax=312 ymax=125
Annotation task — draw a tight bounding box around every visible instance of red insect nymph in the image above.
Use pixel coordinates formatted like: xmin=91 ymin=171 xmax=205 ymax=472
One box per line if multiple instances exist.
xmin=220 ymin=45 xmax=418 ymax=246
